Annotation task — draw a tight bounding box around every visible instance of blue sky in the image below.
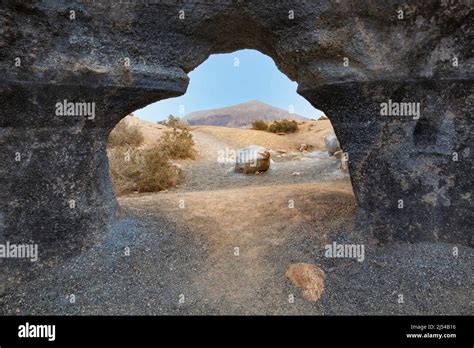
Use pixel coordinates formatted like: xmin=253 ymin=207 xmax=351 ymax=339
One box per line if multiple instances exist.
xmin=134 ymin=49 xmax=324 ymax=122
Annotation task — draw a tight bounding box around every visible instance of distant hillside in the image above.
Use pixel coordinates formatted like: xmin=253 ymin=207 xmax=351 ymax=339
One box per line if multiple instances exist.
xmin=182 ymin=100 xmax=310 ymax=128
xmin=117 ymin=114 xmax=333 ymax=153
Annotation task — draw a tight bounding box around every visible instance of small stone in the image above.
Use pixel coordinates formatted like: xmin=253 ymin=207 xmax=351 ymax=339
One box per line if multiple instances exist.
xmin=286 ymin=263 xmax=325 ymax=301
xmin=298 ymin=143 xmax=313 ymax=152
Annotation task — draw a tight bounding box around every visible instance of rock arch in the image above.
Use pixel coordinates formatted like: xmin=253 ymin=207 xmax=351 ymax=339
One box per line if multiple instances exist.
xmin=0 ymin=1 xmax=471 ymax=258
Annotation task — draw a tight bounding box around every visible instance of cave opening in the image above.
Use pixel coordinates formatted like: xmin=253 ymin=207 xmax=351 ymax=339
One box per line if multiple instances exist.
xmin=105 ymin=50 xmax=357 ymax=308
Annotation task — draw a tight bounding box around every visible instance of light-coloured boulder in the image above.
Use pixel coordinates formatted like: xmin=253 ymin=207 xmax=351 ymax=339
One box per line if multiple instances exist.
xmin=324 ymin=132 xmax=341 ymax=155
xmin=285 ymin=263 xmax=325 ymax=301
xmin=334 ymin=150 xmax=349 ymax=171
xmin=235 ymin=145 xmax=270 ymax=174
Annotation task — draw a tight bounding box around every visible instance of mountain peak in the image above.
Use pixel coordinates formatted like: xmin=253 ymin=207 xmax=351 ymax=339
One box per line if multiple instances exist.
xmin=183 ymin=100 xmax=309 ymax=128
xmin=233 ymin=99 xmax=268 ymax=107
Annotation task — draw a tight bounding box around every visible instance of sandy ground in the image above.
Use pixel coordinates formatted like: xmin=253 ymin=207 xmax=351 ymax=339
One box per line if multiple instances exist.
xmin=122 ymin=114 xmax=168 ymax=146
xmin=191 ymin=119 xmax=333 ymax=152
xmin=122 ymin=115 xmax=333 ymax=152
xmin=0 ymin=120 xmax=472 ymax=315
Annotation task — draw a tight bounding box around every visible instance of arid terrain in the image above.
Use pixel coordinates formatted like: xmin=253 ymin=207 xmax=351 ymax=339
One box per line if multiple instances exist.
xmin=0 ymin=117 xmax=471 ymax=315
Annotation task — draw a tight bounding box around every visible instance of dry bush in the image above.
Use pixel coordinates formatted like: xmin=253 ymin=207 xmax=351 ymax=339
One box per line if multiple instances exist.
xmin=251 ymin=119 xmax=269 ymax=131
xmin=108 ymin=119 xmax=144 ymax=148
xmin=160 ymin=114 xmax=190 ymax=130
xmin=268 ymin=119 xmax=298 ymax=133
xmin=108 ymin=147 xmax=142 ymax=195
xmin=158 ymin=128 xmax=196 ymax=159
xmin=319 ymin=115 xmax=329 ymax=120
xmin=108 ymin=119 xmax=196 ymax=196
xmin=108 ymin=146 xmax=183 ymax=195
xmin=135 ymin=146 xmax=183 ymax=192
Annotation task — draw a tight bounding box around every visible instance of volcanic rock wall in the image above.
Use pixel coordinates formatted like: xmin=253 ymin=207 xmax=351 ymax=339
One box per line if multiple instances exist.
xmin=0 ymin=0 xmax=472 ymax=258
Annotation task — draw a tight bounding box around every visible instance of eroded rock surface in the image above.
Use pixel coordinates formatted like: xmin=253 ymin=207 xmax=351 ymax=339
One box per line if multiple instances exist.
xmin=0 ymin=0 xmax=472 ymax=258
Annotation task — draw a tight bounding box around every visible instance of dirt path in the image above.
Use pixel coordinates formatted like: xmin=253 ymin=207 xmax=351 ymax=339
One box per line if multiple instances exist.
xmin=118 ymin=130 xmax=357 ymax=313
xmin=119 ymin=181 xmax=357 ymax=314
xmin=1 ymin=129 xmax=471 ymax=315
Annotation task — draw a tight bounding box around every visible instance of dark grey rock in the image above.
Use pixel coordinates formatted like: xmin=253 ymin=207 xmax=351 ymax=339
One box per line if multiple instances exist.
xmin=0 ymin=0 xmax=472 ymax=261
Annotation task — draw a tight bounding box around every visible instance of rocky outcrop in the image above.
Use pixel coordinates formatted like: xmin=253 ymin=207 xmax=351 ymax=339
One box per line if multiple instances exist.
xmin=235 ymin=145 xmax=270 ymax=174
xmin=0 ymin=1 xmax=472 ymax=259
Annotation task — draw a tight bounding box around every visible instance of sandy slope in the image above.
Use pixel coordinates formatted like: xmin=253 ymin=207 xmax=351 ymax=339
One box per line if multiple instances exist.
xmin=121 ymin=115 xmax=333 ymax=153
xmin=121 ymin=115 xmax=169 ymax=146
xmin=191 ymin=120 xmax=332 ymax=153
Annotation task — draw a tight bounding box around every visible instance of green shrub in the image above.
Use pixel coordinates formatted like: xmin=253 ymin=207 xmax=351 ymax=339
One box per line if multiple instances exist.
xmin=251 ymin=119 xmax=269 ymax=131
xmin=158 ymin=128 xmax=196 ymax=159
xmin=268 ymin=119 xmax=298 ymax=133
xmin=108 ymin=119 xmax=144 ymax=148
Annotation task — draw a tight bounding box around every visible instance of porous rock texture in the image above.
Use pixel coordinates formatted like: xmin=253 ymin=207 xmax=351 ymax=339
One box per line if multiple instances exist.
xmin=0 ymin=0 xmax=472 ymax=259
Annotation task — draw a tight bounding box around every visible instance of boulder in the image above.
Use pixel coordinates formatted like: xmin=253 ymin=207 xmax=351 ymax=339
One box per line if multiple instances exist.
xmin=334 ymin=150 xmax=349 ymax=172
xmin=286 ymin=263 xmax=325 ymax=301
xmin=324 ymin=132 xmax=341 ymax=155
xmin=235 ymin=145 xmax=270 ymax=174
xmin=298 ymin=143 xmax=313 ymax=152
